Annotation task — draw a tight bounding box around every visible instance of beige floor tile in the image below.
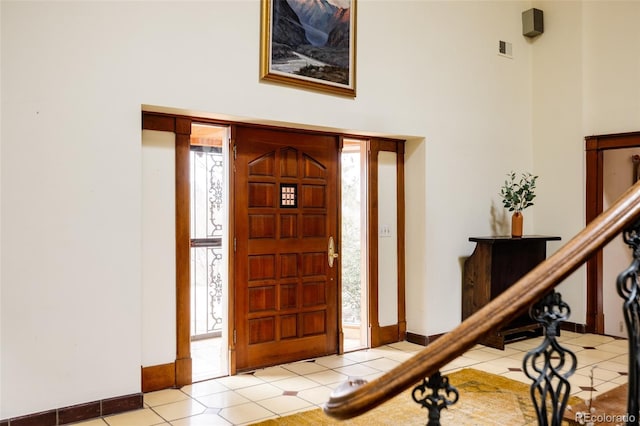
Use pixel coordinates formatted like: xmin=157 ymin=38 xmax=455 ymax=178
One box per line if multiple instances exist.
xmin=377 ymin=349 xmax=415 ymax=363
xmin=387 ymin=341 xmax=424 ymax=352
xmin=506 ymin=338 xmax=545 ymax=351
xmin=477 ymin=345 xmax=522 ymax=357
xmin=575 ymin=349 xmax=620 ymax=365
xmin=152 ymin=399 xmax=207 ymax=421
xmin=485 ymin=355 xmax=524 ymax=371
xmin=568 ymin=373 xmax=604 ymax=389
xmin=361 ymin=357 xmax=401 ymax=372
xmin=305 ymin=369 xmax=349 ymax=385
xmin=502 ymin=369 xmax=531 ymax=384
xmin=234 ymin=383 xmax=284 ymax=401
xmin=218 ymin=402 xmax=275 ymax=424
xmin=333 ymin=363 xmax=381 ymax=378
xmin=170 ymin=412 xmax=232 ymax=426
xmin=193 ymin=389 xmax=250 ymax=409
xmin=611 ymin=374 xmax=629 ymax=385
xmin=593 ymin=380 xmax=623 ymax=394
xmin=441 ymin=356 xmax=479 ymax=372
xmin=595 ymin=340 xmax=629 ymax=354
xmin=575 ymin=365 xmax=621 ymax=381
xmin=342 ymin=349 xmax=385 ymax=363
xmin=595 ymin=359 xmax=628 ymax=373
xmin=472 ymin=361 xmax=511 ymax=375
xmin=181 ymin=380 xmax=229 ymax=398
xmin=360 ymin=371 xmax=385 ymax=382
xmin=215 ymin=373 xmax=265 ymax=390
xmin=610 ymin=353 xmax=629 ymax=365
xmin=556 ymin=342 xmax=586 ymax=354
xmin=565 ymin=334 xmax=616 ymax=346
xmin=296 ymin=385 xmax=333 ymax=405
xmin=270 ymin=375 xmax=322 ymax=392
xmin=463 ymin=349 xmax=505 ymax=362
xmin=557 ymin=331 xmax=582 ymax=340
xmin=143 ymin=388 xmax=190 ymax=407
xmin=313 ymin=354 xmax=357 ymax=369
xmin=252 ymin=366 xmax=299 ymax=382
xmin=69 ymin=420 xmax=108 ymax=425
xmin=104 ymin=408 xmax=166 ymax=426
xmin=281 ymin=360 xmax=328 ymax=376
xmin=256 ymin=394 xmax=314 ymax=414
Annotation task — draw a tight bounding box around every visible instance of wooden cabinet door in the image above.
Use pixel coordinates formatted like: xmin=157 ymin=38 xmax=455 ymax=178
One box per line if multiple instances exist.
xmin=234 ymin=126 xmax=339 ymax=371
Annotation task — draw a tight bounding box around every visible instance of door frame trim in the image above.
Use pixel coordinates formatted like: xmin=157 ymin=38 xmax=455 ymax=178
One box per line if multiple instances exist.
xmin=585 ymin=131 xmax=640 ymax=334
xmin=142 ymin=110 xmax=406 ymax=385
xmin=368 ymin=139 xmax=406 ymax=347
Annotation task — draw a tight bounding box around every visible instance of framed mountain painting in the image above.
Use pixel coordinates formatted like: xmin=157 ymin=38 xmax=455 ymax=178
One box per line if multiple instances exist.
xmin=260 ymin=0 xmax=356 ymax=97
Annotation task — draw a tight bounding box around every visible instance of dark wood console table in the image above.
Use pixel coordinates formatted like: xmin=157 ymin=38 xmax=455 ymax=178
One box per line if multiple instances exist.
xmin=462 ymin=235 xmax=561 ymax=349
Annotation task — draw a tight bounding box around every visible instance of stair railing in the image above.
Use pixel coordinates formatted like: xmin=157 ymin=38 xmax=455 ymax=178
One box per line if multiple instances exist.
xmin=325 ymin=180 xmax=640 ymax=423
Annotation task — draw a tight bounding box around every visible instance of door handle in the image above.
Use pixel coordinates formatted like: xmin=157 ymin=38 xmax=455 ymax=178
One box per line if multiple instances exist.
xmin=328 ymin=236 xmax=339 ymax=268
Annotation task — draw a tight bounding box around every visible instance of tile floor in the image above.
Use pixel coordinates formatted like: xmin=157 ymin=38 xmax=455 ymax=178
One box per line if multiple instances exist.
xmin=75 ymin=332 xmax=629 ymax=425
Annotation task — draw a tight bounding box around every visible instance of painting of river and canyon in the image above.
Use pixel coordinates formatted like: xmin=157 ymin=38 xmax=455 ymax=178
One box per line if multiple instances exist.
xmin=260 ymin=0 xmax=356 ymax=97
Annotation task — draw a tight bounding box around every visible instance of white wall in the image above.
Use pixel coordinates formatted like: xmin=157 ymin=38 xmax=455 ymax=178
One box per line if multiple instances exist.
xmin=532 ymin=0 xmax=640 ymax=325
xmin=6 ymin=0 xmax=637 ymax=418
xmin=141 ymin=131 xmax=176 ymax=366
xmin=531 ymin=0 xmax=586 ymax=324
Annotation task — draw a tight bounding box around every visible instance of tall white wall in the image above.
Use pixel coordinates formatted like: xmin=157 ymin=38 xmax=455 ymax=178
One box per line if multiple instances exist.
xmin=11 ymin=0 xmax=635 ymax=418
xmin=141 ymin=131 xmax=176 ymax=367
xmin=532 ymin=0 xmax=640 ymax=325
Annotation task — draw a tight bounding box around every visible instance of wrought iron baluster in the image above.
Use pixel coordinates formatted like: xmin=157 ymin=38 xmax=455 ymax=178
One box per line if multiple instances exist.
xmin=412 ymin=371 xmax=459 ymax=426
xmin=617 ymin=220 xmax=640 ymax=426
xmin=523 ymin=291 xmax=577 ymax=426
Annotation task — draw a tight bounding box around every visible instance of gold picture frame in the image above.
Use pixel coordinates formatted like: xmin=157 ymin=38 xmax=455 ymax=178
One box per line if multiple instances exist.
xmin=260 ymin=0 xmax=356 ymax=97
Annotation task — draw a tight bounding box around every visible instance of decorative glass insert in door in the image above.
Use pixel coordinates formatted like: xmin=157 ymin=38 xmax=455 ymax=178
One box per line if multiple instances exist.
xmin=190 ymin=144 xmax=224 ymax=338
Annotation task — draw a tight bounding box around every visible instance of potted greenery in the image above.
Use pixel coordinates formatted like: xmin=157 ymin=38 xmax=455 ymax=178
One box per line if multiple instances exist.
xmin=499 ymin=171 xmax=538 ymax=237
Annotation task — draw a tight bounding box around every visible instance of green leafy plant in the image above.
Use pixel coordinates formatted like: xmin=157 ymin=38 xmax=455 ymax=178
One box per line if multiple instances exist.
xmin=500 ymin=171 xmax=538 ymax=212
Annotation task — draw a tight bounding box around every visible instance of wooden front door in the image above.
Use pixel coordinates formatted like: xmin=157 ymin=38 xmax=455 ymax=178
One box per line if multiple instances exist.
xmin=234 ymin=126 xmax=339 ymax=371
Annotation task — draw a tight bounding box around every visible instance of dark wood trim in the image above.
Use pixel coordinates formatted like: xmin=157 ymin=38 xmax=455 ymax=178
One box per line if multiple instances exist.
xmin=560 ymin=321 xmax=588 ymax=334
xmin=228 ymin=127 xmax=237 ymax=375
xmin=585 ymin=132 xmax=640 ymax=334
xmin=142 ymin=110 xmax=405 ymax=143
xmin=586 ymin=132 xmax=640 ymax=150
xmin=141 ymin=111 xmax=192 ymax=387
xmin=175 ymin=125 xmax=192 ymax=387
xmin=368 ymin=139 xmax=406 ymax=347
xmin=141 ymin=111 xmax=406 ymax=375
xmin=337 ymin=136 xmax=345 ymax=354
xmin=141 ymin=362 xmax=176 ymax=393
xmin=142 ymin=112 xmax=176 ymax=132
xmin=585 ymin=143 xmax=603 ymax=333
xmin=368 ymin=140 xmax=380 ymax=347
xmin=405 ymin=331 xmax=447 ymax=346
xmin=376 ymin=324 xmax=400 ymax=345
xmin=396 ymin=141 xmax=406 ymax=338
xmin=405 ymin=332 xmax=428 ymax=346
xmin=101 ymin=393 xmax=144 ymax=416
xmin=2 ymin=393 xmax=142 ymax=426
xmin=58 ymin=402 xmax=101 ymax=425
xmin=9 ymin=410 xmax=57 ymax=426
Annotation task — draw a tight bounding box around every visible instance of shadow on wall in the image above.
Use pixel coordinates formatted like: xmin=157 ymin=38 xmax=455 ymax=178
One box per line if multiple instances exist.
xmin=490 ymin=201 xmax=510 ymax=236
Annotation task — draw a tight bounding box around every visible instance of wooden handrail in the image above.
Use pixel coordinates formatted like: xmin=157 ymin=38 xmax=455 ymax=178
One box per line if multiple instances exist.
xmin=325 ymin=180 xmax=640 ymax=420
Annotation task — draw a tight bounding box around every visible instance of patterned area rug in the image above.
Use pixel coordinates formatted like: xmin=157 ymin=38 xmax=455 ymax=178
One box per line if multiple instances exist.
xmin=251 ymin=368 xmax=583 ymax=425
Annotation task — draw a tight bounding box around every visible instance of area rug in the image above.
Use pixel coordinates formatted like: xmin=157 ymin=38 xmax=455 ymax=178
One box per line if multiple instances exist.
xmin=251 ymin=368 xmax=583 ymax=425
